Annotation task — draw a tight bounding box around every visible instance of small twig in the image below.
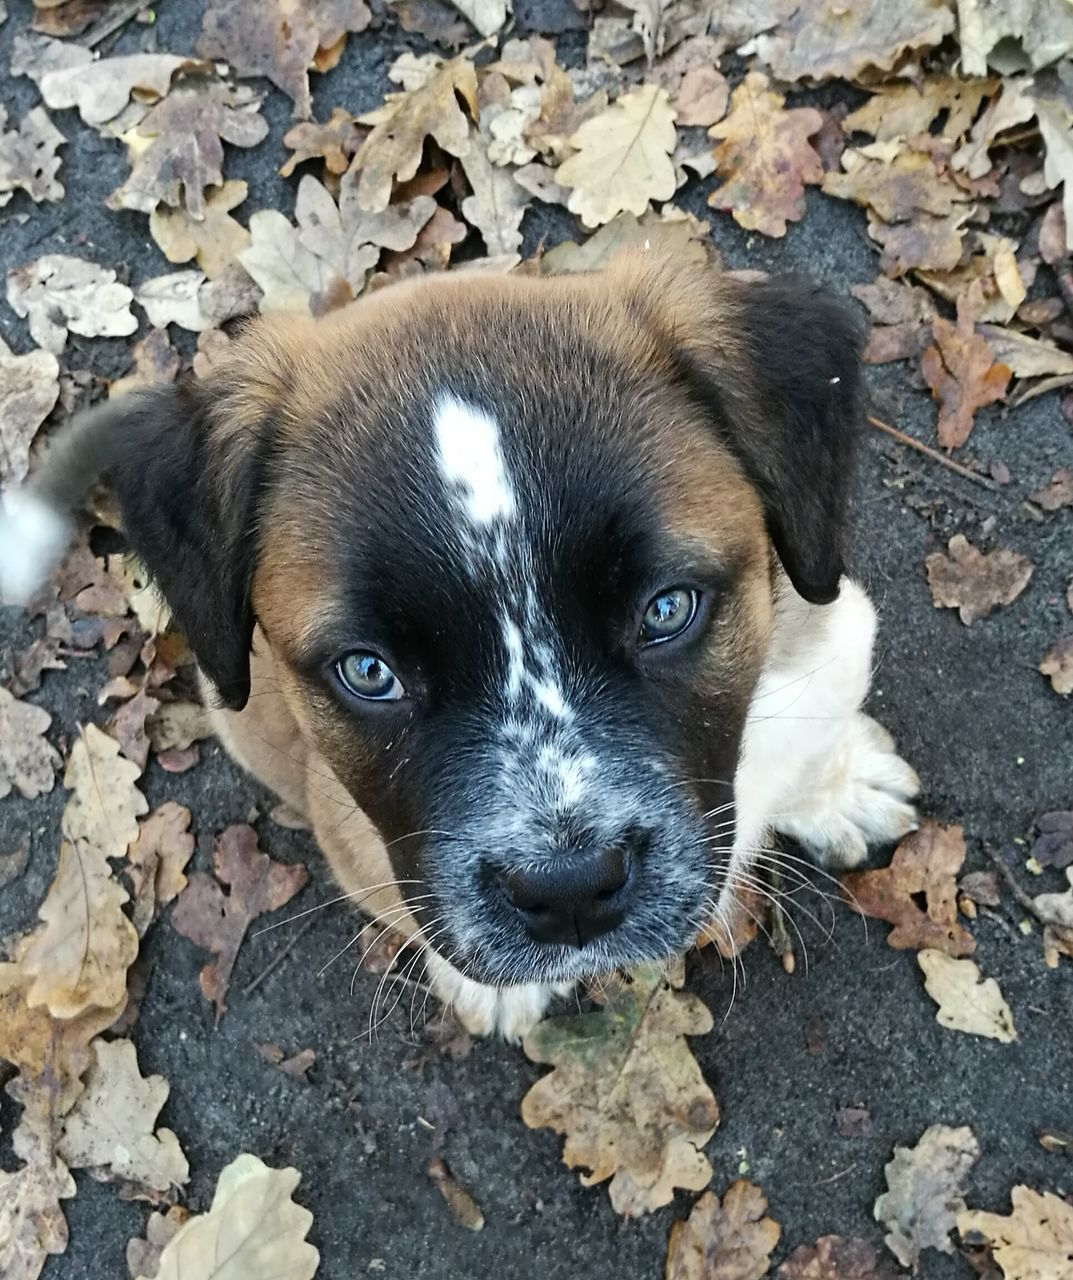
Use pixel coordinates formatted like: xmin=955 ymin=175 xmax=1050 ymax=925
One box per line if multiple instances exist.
xmin=868 ymin=415 xmax=1000 ymax=491
xmin=984 ymin=847 xmax=1067 ymax=931
xmin=81 ymin=0 xmax=154 ymax=49
xmin=242 ymin=915 xmax=317 ymax=998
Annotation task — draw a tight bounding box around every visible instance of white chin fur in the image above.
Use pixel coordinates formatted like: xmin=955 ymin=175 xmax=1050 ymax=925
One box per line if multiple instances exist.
xmin=0 ymin=491 xmax=71 ymax=606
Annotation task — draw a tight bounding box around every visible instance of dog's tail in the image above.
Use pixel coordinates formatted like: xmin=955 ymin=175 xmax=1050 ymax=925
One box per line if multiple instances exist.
xmin=0 ymin=396 xmax=141 ymax=606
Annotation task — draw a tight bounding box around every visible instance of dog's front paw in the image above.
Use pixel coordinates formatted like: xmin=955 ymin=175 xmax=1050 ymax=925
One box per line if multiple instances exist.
xmin=427 ymin=957 xmax=571 ymax=1042
xmin=775 ymin=714 xmax=920 ymax=869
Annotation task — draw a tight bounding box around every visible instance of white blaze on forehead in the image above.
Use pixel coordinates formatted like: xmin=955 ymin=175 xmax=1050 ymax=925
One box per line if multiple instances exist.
xmin=433 ymin=394 xmax=516 ymax=526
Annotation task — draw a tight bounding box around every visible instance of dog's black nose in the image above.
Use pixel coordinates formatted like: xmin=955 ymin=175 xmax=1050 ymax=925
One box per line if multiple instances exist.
xmin=498 ymin=842 xmax=636 ymax=948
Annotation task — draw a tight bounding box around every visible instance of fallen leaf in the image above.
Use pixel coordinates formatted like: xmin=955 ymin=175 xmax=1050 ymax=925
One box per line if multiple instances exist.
xmin=925 ymin=534 xmax=1032 ymax=625
xmin=844 ymin=78 xmax=994 ymax=145
xmin=874 ymin=1125 xmax=980 ymax=1270
xmin=0 ymin=105 xmax=64 ymax=207
xmin=150 ymin=179 xmax=251 ymax=278
xmin=1034 ymin=868 xmax=1073 ymax=931
xmin=137 ymin=1153 xmax=318 ymax=1280
xmin=1030 ymin=469 xmax=1073 ymax=510
xmin=451 ymin=0 xmax=508 ymax=37
xmin=460 ymin=126 xmax=530 ymax=257
xmin=834 ymin=1108 xmax=875 ymax=1140
xmin=39 ymin=52 xmax=192 ymax=127
xmin=959 ymin=869 xmax=1001 ymax=907
xmin=238 ymin=209 xmax=335 ymax=312
xmin=957 ymin=0 xmax=1073 ymax=76
xmin=707 ymin=72 xmax=823 ymax=238
xmin=59 ymin=1038 xmax=189 ymax=1195
xmin=10 ymin=31 xmax=95 ymax=87
xmin=147 ymin=701 xmax=211 ymax=753
xmin=0 ymin=335 xmax=59 ymax=489
xmin=953 ymin=76 xmax=1037 ymax=179
xmin=380 ymin=202 xmax=466 ymax=272
xmin=824 ymin=148 xmax=972 ymax=224
xmin=871 ymin=209 xmax=972 ymax=277
xmin=61 ymin=722 xmax=147 ymax=857
xmin=106 ymin=686 xmax=160 ymax=773
xmin=556 ymin=84 xmax=678 ymax=229
xmin=842 ymin=821 xmax=975 ymax=956
xmin=778 ymin=1234 xmax=903 ymax=1278
xmin=280 ymin=106 xmax=361 ymax=177
xmin=136 ymin=270 xmax=209 ymax=332
xmin=125 ymin=1207 xmax=190 ymax=1280
xmin=918 ymin=950 xmax=1017 ymax=1042
xmin=0 ymin=839 xmax=30 ymax=889
xmin=521 ymin=961 xmax=717 ymax=1216
xmin=673 ymin=68 xmax=729 ymax=129
xmin=0 ymin=1152 xmax=74 ymax=1280
xmin=540 ymin=208 xmax=709 ymax=274
xmin=257 ymin=1042 xmax=316 ymax=1080
xmin=921 ymin=293 xmax=1011 ymax=448
xmin=1035 ymin=88 xmax=1073 ymax=253
xmin=171 ymin=824 xmax=308 ymax=1021
xmin=108 ymin=75 xmax=269 ymax=219
xmin=426 ymin=1157 xmax=486 ymax=1231
xmin=978 ymin=326 xmax=1073 ymax=380
xmin=126 ymin=802 xmax=195 ymax=937
xmin=1032 ymin=812 xmax=1073 ymax=869
xmin=666 ymin=1180 xmax=780 ymax=1280
xmin=198 ymin=0 xmax=372 ymax=119
xmin=109 ymin=329 xmax=181 ymax=399
xmin=1040 ymin=635 xmax=1073 ymax=696
xmin=0 ymin=687 xmax=60 ymax=800
xmin=6 ymin=254 xmax=137 ymax=356
xmin=351 ymin=57 xmax=478 ymax=211
xmin=957 ymin=1186 xmax=1073 ymax=1280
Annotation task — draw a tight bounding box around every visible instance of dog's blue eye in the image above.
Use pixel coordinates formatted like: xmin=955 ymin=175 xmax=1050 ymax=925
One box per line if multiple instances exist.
xmin=640 ymin=587 xmax=698 ymax=645
xmin=335 ymin=652 xmax=404 ymax=701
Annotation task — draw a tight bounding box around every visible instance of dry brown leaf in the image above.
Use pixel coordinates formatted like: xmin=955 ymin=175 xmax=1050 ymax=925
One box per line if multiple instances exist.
xmin=280 ymin=107 xmax=361 ymax=177
xmin=135 ymin=1152 xmax=318 ymax=1280
xmin=1030 ymin=469 xmax=1073 ymax=511
xmin=110 ymin=330 xmax=181 ymax=400
xmin=0 ymin=105 xmax=64 ymax=207
xmin=751 ymin=0 xmax=955 ymax=82
xmin=521 ymin=961 xmax=717 ymax=1217
xmin=708 ymin=72 xmax=823 ymax=238
xmin=150 ymin=179 xmax=251 ymax=278
xmin=0 ymin=1150 xmax=74 ymax=1280
xmin=778 ymin=1234 xmax=904 ymax=1278
xmin=171 ymin=823 xmax=308 ymax=1021
xmin=126 ymin=802 xmax=195 ymax=937
xmin=380 ymin=203 xmax=466 ymax=273
xmin=957 ymin=0 xmax=1073 ymax=76
xmin=1040 ymin=635 xmax=1073 ymax=696
xmin=1034 ymin=867 xmax=1073 ymax=932
xmin=958 ymin=1186 xmax=1073 ymax=1280
xmin=146 ymin=700 xmax=211 ymax=753
xmin=0 ymin=335 xmax=59 ymax=489
xmin=61 ymin=722 xmax=148 ymax=857
xmin=978 ymin=326 xmax=1073 ymax=380
xmin=842 ymin=821 xmax=975 ymax=956
xmin=852 ymin=278 xmax=936 ymax=365
xmin=10 ymin=31 xmax=95 ymax=86
xmin=874 ymin=1125 xmax=981 ymax=1270
xmin=823 ymin=148 xmax=972 ymax=223
xmin=59 ymin=1038 xmax=189 ymax=1194
xmin=352 ymin=57 xmax=478 ymax=212
xmin=0 ymin=687 xmax=60 ymax=800
xmin=953 ymin=76 xmax=1036 ymax=179
xmin=556 ymin=84 xmax=678 ymax=229
xmin=135 ymin=271 xmax=209 ymax=332
xmin=925 ymin=534 xmax=1032 ymax=625
xmin=126 ymin=1207 xmax=190 ymax=1280
xmin=6 ymin=253 xmax=136 ymax=355
xmin=108 ymin=76 xmax=268 ymax=219
xmin=238 ymin=209 xmax=336 ymax=312
xmin=198 ymin=0 xmax=371 ymax=119
xmin=666 ymin=1180 xmax=780 ymax=1280
xmin=106 ymin=686 xmax=160 ymax=774
xmin=918 ymin=950 xmax=1017 ymax=1042
xmin=920 ymin=295 xmax=1011 ymax=448
xmin=540 ymin=208 xmax=709 ymax=274
xmin=870 ymin=209 xmax=971 ymax=277
xmin=844 ymin=78 xmax=993 ymax=145
xmin=39 ymin=53 xmax=192 ymax=128
xmin=460 ymin=126 xmax=530 ymax=258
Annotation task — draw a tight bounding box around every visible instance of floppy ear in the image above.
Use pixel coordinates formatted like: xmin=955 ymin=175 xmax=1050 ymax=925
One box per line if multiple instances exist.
xmin=652 ymin=267 xmax=865 ymax=604
xmin=108 ymin=372 xmax=279 ymax=710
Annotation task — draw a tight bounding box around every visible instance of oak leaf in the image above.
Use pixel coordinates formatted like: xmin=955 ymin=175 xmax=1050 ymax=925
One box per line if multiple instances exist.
xmin=0 ymin=687 xmax=60 ymax=800
xmin=1034 ymin=868 xmax=1073 ymax=933
xmin=540 ymin=208 xmax=709 ymax=274
xmin=280 ymin=107 xmax=362 ymax=177
xmin=39 ymin=52 xmax=192 ymax=127
xmin=198 ymin=0 xmax=372 ymax=119
xmin=138 ymin=1153 xmax=318 ymax=1280
xmin=135 ymin=271 xmax=210 ymax=332
xmin=452 ymin=0 xmax=508 ymax=36
xmin=6 ymin=254 xmax=136 ymax=355
xmin=1030 ymin=469 xmax=1073 ymax=511
xmin=460 ymin=126 xmax=530 ymax=257
xmin=925 ymin=534 xmax=1032 ymax=625
xmin=0 ymin=105 xmax=64 ymax=207
xmin=521 ymin=961 xmax=717 ymax=1217
xmin=1040 ymin=635 xmax=1073 ymax=696
xmin=978 ymin=327 xmax=1073 ymax=381
xmin=874 ymin=1125 xmax=980 ymax=1270
xmin=109 ymin=329 xmax=181 ymax=400
xmin=150 ymin=179 xmax=251 ymax=278
xmin=666 ymin=1180 xmax=780 ymax=1280
xmin=918 ymin=950 xmax=1016 ymax=1042
xmin=0 ymin=335 xmax=59 ymax=489
xmin=171 ymin=824 xmax=308 ymax=1021
xmin=957 ymin=1187 xmax=1073 ymax=1280
xmin=842 ymin=821 xmax=975 ymax=956
xmin=1032 ymin=812 xmax=1073 ymax=870
xmin=870 ymin=210 xmax=971 ymax=278
xmin=105 ymin=685 xmax=160 ymax=774
xmin=126 ymin=802 xmax=195 ymax=937
xmin=921 ymin=296 xmax=1011 ymax=447
xmin=61 ymin=722 xmax=148 ymax=857
xmin=778 ymin=1234 xmax=904 ymax=1278
xmin=239 ymin=210 xmax=336 ymax=312
xmin=556 ymin=84 xmax=678 ymax=229
xmin=844 ymin=78 xmax=994 ymax=146
xmin=0 ymin=1153 xmax=74 ymax=1280
xmin=823 ymin=148 xmax=972 ymax=223
xmin=707 ymin=72 xmax=823 ymax=238
xmin=957 ymin=0 xmax=1073 ymax=77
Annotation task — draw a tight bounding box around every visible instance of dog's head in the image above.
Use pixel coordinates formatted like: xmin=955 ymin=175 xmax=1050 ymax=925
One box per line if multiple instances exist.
xmin=111 ymin=256 xmax=863 ymax=986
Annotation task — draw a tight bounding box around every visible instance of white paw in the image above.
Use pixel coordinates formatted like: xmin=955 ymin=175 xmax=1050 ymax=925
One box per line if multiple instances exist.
xmin=774 ymin=714 xmax=920 ymax=869
xmin=426 ymin=955 xmax=571 ymax=1042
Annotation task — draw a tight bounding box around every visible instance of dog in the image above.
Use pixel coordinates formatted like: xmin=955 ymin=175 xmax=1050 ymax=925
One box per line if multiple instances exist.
xmin=1 ymin=253 xmax=919 ymax=1039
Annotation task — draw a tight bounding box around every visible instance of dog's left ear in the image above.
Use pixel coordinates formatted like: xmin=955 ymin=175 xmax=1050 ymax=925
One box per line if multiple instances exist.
xmin=642 ymin=265 xmax=865 ymax=605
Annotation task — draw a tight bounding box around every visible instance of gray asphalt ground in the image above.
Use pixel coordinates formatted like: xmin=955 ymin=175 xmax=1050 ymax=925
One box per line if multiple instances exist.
xmin=1 ymin=2 xmax=1072 ymax=1277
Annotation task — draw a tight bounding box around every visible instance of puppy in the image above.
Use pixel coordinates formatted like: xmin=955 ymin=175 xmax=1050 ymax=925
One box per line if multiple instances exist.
xmin=1 ymin=254 xmax=919 ymax=1039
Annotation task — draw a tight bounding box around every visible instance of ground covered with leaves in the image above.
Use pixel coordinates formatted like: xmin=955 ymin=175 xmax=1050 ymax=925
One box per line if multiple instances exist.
xmin=1 ymin=0 xmax=1072 ymax=1277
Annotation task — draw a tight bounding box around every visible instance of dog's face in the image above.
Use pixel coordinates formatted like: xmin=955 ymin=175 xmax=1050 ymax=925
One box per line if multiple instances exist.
xmin=113 ymin=256 xmax=863 ymax=986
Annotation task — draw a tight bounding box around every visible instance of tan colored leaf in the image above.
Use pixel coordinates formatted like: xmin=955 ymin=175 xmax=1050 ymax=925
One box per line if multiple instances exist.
xmin=108 ymin=76 xmax=269 ymax=219
xmin=918 ymin=950 xmax=1017 ymax=1042
xmin=541 ymin=208 xmax=709 ymax=274
xmin=843 ymin=78 xmax=993 ymax=145
xmin=920 ymin=295 xmax=1011 ymax=448
xmin=147 ymin=700 xmax=212 ymax=753
xmin=171 ymin=823 xmax=308 ymax=1021
xmin=666 ymin=1180 xmax=780 ymax=1280
xmin=0 ymin=335 xmax=59 ymax=489
xmin=140 ymin=1153 xmax=318 ymax=1280
xmin=61 ymin=722 xmax=148 ymax=856
xmin=110 ymin=329 xmax=181 ymax=399
xmin=953 ymin=76 xmax=1037 ymax=179
xmin=870 ymin=209 xmax=971 ymax=277
xmin=823 ymin=148 xmax=972 ymax=223
xmin=126 ymin=801 xmax=195 ymax=936
xmin=460 ymin=126 xmax=530 ymax=258
xmin=6 ymin=253 xmax=136 ymax=355
xmin=136 ymin=270 xmax=209 ymax=332
xmin=843 ymin=820 xmax=975 ymax=956
xmin=874 ymin=1125 xmax=980 ymax=1270
xmin=1034 ymin=868 xmax=1073 ymax=932
xmin=10 ymin=31 xmax=95 ymax=87
xmin=126 ymin=1207 xmax=191 ymax=1280
xmin=0 ymin=105 xmax=64 ymax=206
xmin=280 ymin=107 xmax=361 ymax=177
xmin=351 ymin=57 xmax=478 ymax=211
xmin=0 ymin=687 xmax=60 ymax=800
xmin=59 ymin=1038 xmax=188 ymax=1194
xmin=778 ymin=1234 xmax=903 ymax=1278
xmin=957 ymin=0 xmax=1073 ymax=76
xmin=925 ymin=534 xmax=1032 ymax=625
xmin=978 ymin=326 xmax=1073 ymax=380
xmin=958 ymin=1186 xmax=1073 ymax=1280
xmin=1030 ymin=469 xmax=1073 ymax=511
xmin=450 ymin=0 xmax=508 ymax=36
xmin=1035 ymin=91 xmax=1073 ymax=253
xmin=239 ymin=210 xmax=335 ymax=312
xmin=106 ymin=686 xmax=160 ymax=774
xmin=380 ymin=203 xmax=466 ymax=273
xmin=1040 ymin=635 xmax=1073 ymax=696
xmin=39 ymin=53 xmax=191 ymax=127
xmin=150 ymin=179 xmax=251 ymax=279
xmin=707 ymin=72 xmax=822 ymax=238
xmin=198 ymin=0 xmax=371 ymax=119
xmin=521 ymin=961 xmax=717 ymax=1217
xmin=555 ymin=85 xmax=677 ymax=229
xmin=0 ymin=1154 xmax=74 ymax=1280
